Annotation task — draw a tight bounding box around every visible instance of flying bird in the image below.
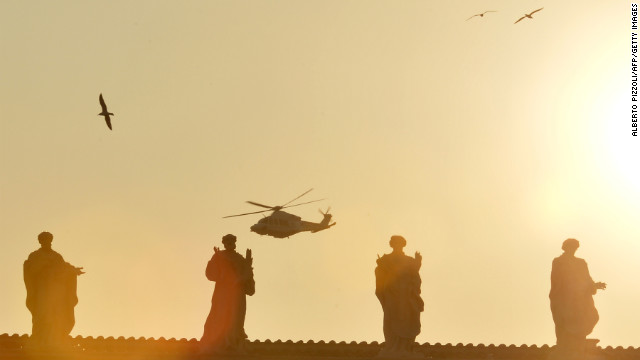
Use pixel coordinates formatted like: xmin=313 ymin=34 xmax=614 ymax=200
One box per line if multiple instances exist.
xmin=98 ymin=93 xmax=114 ymax=130
xmin=466 ymin=11 xmax=497 ymax=21
xmin=514 ymin=7 xmax=544 ymax=24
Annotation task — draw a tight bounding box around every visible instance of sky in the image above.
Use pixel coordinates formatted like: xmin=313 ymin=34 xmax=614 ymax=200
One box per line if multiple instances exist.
xmin=1 ymin=0 xmax=638 ymax=348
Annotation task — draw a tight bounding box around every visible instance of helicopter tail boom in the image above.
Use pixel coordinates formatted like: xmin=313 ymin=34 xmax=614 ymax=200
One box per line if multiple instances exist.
xmin=302 ymin=212 xmax=336 ymax=233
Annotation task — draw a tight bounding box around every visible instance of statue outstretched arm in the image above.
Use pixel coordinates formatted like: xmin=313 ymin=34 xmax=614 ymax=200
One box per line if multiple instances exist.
xmin=246 ymin=249 xmax=252 ymax=266
xmin=74 ymin=266 xmax=85 ymax=275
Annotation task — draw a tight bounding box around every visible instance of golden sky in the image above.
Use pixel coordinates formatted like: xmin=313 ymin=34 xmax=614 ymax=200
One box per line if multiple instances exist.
xmin=1 ymin=0 xmax=638 ymax=347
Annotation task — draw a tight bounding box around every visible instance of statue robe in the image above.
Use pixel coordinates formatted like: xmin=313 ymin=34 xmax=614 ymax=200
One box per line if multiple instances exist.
xmin=549 ymin=253 xmax=599 ymax=346
xmin=375 ymin=252 xmax=424 ymax=348
xmin=23 ymin=248 xmax=78 ymax=344
xmin=201 ymin=249 xmax=255 ymax=353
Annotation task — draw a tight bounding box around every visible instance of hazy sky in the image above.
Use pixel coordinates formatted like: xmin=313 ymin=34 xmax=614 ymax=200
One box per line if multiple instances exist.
xmin=1 ymin=1 xmax=638 ymax=347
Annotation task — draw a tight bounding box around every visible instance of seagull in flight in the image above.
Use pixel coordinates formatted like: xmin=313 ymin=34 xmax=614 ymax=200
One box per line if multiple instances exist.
xmin=466 ymin=11 xmax=497 ymax=21
xmin=98 ymin=93 xmax=114 ymax=130
xmin=514 ymin=7 xmax=544 ymax=24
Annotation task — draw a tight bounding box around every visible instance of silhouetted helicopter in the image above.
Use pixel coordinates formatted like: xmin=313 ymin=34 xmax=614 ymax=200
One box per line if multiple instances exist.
xmin=223 ymin=189 xmax=336 ymax=238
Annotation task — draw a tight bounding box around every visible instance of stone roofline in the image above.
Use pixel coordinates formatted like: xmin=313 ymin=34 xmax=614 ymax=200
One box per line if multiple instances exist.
xmin=2 ymin=333 xmax=638 ymax=350
xmin=2 ymin=333 xmax=639 ymax=359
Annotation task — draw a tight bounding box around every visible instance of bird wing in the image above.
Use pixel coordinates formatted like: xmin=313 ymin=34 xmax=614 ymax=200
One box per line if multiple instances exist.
xmin=99 ymin=93 xmax=108 ymax=112
xmin=529 ymin=7 xmax=543 ymax=16
xmin=466 ymin=14 xmax=479 ymax=21
xmin=514 ymin=16 xmax=526 ymax=24
xmin=105 ymin=115 xmax=112 ymax=130
xmin=483 ymin=11 xmax=497 ymax=14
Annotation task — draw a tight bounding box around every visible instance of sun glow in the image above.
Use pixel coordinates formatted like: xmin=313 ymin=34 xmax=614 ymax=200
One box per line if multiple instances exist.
xmin=591 ymin=86 xmax=640 ymax=197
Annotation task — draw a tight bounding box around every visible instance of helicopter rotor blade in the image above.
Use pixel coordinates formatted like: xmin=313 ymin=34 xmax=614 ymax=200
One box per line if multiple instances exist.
xmin=223 ymin=209 xmax=272 ymax=218
xmin=282 ymin=188 xmax=314 ymax=207
xmin=282 ymin=198 xmax=325 ymax=209
xmin=246 ymin=201 xmax=276 ymax=209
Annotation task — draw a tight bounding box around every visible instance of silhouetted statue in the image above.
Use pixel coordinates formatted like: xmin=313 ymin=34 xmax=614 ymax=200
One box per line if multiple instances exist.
xmin=23 ymin=232 xmax=84 ymax=347
xmin=375 ymin=235 xmax=424 ymax=358
xmin=549 ymin=238 xmax=606 ymax=357
xmin=201 ymin=234 xmax=255 ymax=355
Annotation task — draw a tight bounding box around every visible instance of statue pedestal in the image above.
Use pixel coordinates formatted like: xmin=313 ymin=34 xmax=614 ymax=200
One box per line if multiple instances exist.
xmin=376 ymin=349 xmax=424 ymax=359
xmin=548 ymin=339 xmax=605 ymax=360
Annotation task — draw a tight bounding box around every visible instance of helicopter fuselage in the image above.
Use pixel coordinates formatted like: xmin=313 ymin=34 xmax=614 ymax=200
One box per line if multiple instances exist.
xmin=250 ymin=210 xmax=335 ymax=238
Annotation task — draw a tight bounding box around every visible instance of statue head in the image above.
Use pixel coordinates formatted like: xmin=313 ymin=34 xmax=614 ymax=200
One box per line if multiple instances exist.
xmin=222 ymin=234 xmax=237 ymax=250
xmin=389 ymin=235 xmax=406 ymax=251
xmin=562 ymin=238 xmax=579 ymax=254
xmin=38 ymin=231 xmax=53 ymax=249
